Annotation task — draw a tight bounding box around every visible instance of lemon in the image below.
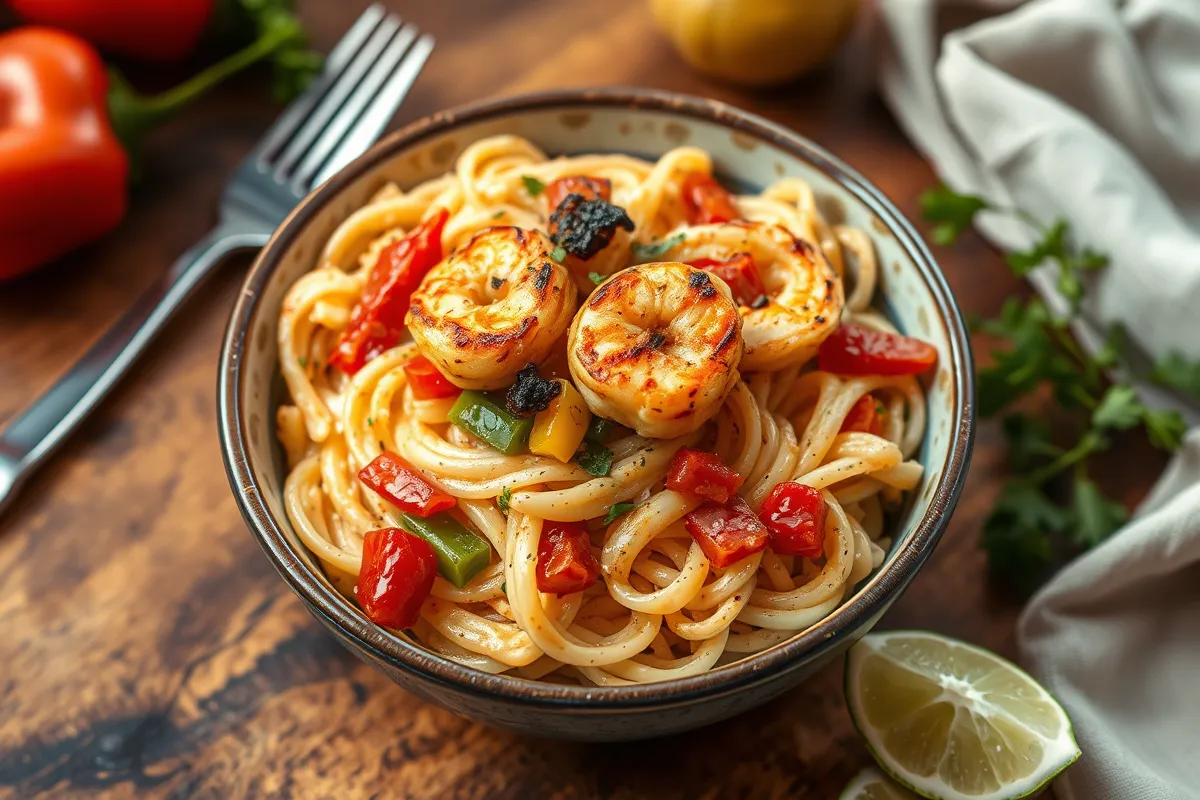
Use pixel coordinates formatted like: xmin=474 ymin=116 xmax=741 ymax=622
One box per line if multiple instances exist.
xmin=845 ymin=631 xmax=1080 ymax=800
xmin=840 ymin=767 xmax=921 ymax=800
xmin=650 ymin=0 xmax=858 ymax=87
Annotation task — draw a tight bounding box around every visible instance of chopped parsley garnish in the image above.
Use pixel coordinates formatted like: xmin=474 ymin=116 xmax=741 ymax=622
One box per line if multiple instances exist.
xmin=588 ymin=271 xmax=606 ymax=285
xmin=550 ymin=245 xmax=567 ymax=262
xmin=492 ymin=210 xmax=506 ymax=219
xmin=297 ymin=356 xmax=307 ymax=367
xmin=498 ymin=486 xmax=511 ymax=515
xmin=603 ymin=503 xmax=637 ymax=525
xmin=574 ymin=441 xmax=614 ymax=477
xmin=631 ymin=232 xmax=685 ymax=260
xmin=522 ymin=175 xmax=546 ymax=196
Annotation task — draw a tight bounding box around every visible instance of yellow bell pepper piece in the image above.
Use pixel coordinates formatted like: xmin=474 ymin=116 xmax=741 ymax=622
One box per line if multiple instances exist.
xmin=529 ymin=380 xmax=591 ymax=463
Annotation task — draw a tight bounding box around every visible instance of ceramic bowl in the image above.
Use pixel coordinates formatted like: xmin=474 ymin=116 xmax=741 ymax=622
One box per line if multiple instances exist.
xmin=218 ymin=88 xmax=974 ymax=742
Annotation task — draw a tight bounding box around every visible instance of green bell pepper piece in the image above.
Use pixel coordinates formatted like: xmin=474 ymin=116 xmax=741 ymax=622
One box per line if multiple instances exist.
xmin=448 ymin=390 xmax=533 ymax=455
xmin=399 ymin=511 xmax=491 ymax=588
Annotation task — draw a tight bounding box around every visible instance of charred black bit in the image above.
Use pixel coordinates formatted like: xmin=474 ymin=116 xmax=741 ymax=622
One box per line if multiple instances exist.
xmin=648 ymin=331 xmax=666 ymax=350
xmin=549 ymin=193 xmax=634 ymax=261
xmin=506 ymin=363 xmax=562 ymax=417
xmin=688 ymin=270 xmax=717 ymax=298
xmin=815 ymin=315 xmax=826 ymax=324
xmin=534 ymin=262 xmax=552 ymax=291
xmin=751 ymin=294 xmax=770 ymax=309
xmin=490 ymin=276 xmax=506 ymax=290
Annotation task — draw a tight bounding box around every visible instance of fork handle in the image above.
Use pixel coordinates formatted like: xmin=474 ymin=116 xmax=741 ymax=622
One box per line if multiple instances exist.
xmin=0 ymin=221 xmax=271 ymax=518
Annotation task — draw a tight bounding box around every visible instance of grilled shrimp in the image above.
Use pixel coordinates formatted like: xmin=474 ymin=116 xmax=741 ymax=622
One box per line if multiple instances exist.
xmin=568 ymin=262 xmax=743 ymax=439
xmin=407 ymin=226 xmax=577 ymax=390
xmin=654 ymin=221 xmax=843 ymax=371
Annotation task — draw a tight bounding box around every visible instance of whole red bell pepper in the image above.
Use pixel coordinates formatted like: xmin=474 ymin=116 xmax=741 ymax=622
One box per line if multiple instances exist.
xmin=8 ymin=0 xmax=215 ymax=62
xmin=0 ymin=29 xmax=128 ymax=281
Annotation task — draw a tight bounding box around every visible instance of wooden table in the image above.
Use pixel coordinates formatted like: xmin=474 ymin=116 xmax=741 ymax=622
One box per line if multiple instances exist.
xmin=0 ymin=1 xmax=1160 ymax=797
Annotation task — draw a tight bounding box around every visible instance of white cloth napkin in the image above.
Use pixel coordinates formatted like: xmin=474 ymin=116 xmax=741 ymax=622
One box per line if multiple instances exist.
xmin=876 ymin=1 xmax=1200 ymax=798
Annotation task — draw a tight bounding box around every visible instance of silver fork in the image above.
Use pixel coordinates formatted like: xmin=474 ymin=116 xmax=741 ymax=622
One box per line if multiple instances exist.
xmin=0 ymin=4 xmax=433 ymax=518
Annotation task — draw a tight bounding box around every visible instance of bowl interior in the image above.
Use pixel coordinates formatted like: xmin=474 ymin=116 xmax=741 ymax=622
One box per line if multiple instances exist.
xmin=224 ymin=92 xmax=970 ymax=703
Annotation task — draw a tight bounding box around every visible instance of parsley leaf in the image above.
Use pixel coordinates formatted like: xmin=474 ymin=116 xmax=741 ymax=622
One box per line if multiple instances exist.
xmin=603 ymin=503 xmax=637 ymax=525
xmin=1151 ymin=351 xmax=1200 ymax=398
xmin=497 ymin=486 xmax=511 ymax=515
xmin=1143 ymin=408 xmax=1186 ymax=451
xmin=550 ymin=245 xmax=567 ymax=262
xmin=918 ymin=185 xmax=989 ymax=245
xmin=1070 ymin=476 xmax=1127 ymax=548
xmin=522 ymin=175 xmax=545 ymax=196
xmin=982 ymin=483 xmax=1067 ymax=596
xmin=631 ymin=233 xmax=686 ymax=260
xmin=588 ymin=271 xmax=606 ymax=285
xmin=1092 ymin=384 xmax=1143 ymax=431
xmin=492 ymin=210 xmax=506 ymax=219
xmin=1002 ymin=414 xmax=1059 ymax=470
xmin=574 ymin=441 xmax=614 ymax=477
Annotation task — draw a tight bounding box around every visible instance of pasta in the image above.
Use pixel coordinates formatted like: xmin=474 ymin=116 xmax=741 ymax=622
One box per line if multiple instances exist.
xmin=275 ymin=135 xmax=933 ymax=685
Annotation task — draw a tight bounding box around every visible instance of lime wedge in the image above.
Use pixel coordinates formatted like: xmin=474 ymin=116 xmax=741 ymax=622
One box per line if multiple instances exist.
xmin=845 ymin=631 xmax=1080 ymax=800
xmin=840 ymin=767 xmax=921 ymax=800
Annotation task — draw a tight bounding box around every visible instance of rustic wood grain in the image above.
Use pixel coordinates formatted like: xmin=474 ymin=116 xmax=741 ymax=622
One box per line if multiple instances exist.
xmin=0 ymin=1 xmax=1164 ymax=798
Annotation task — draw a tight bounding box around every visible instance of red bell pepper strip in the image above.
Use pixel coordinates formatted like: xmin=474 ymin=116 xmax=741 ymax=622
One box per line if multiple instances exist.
xmin=666 ymin=448 xmax=742 ymax=505
xmin=840 ymin=394 xmax=885 ymax=435
xmin=403 ymin=354 xmax=462 ymax=400
xmin=358 ymin=452 xmax=456 ymax=518
xmin=355 ymin=528 xmax=438 ymax=629
xmin=545 ymin=175 xmax=612 ymax=209
xmin=331 ymin=209 xmax=448 ymax=374
xmin=9 ymin=0 xmax=214 ymax=62
xmin=536 ymin=520 xmax=600 ymax=596
xmin=681 ymin=171 xmax=740 ymax=225
xmin=684 ymin=496 xmax=769 ymax=568
xmin=759 ymin=482 xmax=827 ymax=559
xmin=688 ymin=253 xmax=767 ymax=307
xmin=818 ymin=323 xmax=938 ymax=376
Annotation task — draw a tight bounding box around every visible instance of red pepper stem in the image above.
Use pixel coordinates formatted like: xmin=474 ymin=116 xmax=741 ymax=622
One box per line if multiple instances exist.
xmin=107 ymin=24 xmax=294 ymax=155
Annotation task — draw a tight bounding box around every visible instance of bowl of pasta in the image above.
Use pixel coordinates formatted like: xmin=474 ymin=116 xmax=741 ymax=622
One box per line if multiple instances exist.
xmin=219 ymin=88 xmax=973 ymax=741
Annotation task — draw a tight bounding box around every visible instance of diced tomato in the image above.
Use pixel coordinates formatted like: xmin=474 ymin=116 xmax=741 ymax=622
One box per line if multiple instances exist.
xmin=681 ymin=171 xmax=740 ymax=225
xmin=403 ymin=354 xmax=461 ymax=400
xmin=330 ymin=209 xmax=448 ymax=375
xmin=355 ymin=528 xmax=438 ymax=629
xmin=536 ymin=520 xmax=600 ymax=595
xmin=546 ymin=175 xmax=612 ymax=209
xmin=684 ymin=496 xmax=769 ymax=568
xmin=818 ymin=322 xmax=938 ymax=376
xmin=688 ymin=253 xmax=766 ymax=307
xmin=840 ymin=394 xmax=885 ymax=435
xmin=666 ymin=448 xmax=742 ymax=504
xmin=759 ymin=482 xmax=827 ymax=559
xmin=359 ymin=452 xmax=456 ymax=517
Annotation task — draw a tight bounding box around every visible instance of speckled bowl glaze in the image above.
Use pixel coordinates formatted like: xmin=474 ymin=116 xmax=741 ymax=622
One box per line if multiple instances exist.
xmin=219 ymin=89 xmax=974 ymax=742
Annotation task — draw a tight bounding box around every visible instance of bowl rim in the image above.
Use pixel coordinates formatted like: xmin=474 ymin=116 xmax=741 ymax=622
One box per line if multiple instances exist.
xmin=219 ymin=87 xmax=975 ymax=710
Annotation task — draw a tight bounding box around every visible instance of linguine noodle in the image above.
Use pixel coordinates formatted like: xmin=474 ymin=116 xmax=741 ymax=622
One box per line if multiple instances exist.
xmin=275 ymin=135 xmax=926 ymax=685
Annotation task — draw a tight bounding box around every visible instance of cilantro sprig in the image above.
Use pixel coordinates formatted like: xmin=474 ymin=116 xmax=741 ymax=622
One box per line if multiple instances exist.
xmin=922 ymin=185 xmax=1192 ymax=595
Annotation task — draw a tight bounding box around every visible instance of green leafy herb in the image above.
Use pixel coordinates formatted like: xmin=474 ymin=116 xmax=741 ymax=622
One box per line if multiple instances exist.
xmin=575 ymin=441 xmax=614 ymax=477
xmin=923 ymin=185 xmax=1193 ymax=596
xmin=1151 ymin=351 xmax=1200 ymax=398
xmin=1070 ymin=476 xmax=1127 ymax=548
xmin=603 ymin=503 xmax=637 ymax=525
xmin=631 ymin=233 xmax=685 ymax=260
xmin=918 ymin=185 xmax=990 ymax=246
xmin=492 ymin=210 xmax=506 ymax=219
xmin=297 ymin=356 xmax=307 ymax=367
xmin=551 ymin=245 xmax=567 ymax=263
xmin=497 ymin=486 xmax=511 ymax=515
xmin=501 ymin=581 xmax=507 ymax=594
xmin=366 ymin=417 xmax=374 ymax=426
xmin=588 ymin=271 xmax=607 ymax=285
xmin=522 ymin=175 xmax=546 ymax=196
